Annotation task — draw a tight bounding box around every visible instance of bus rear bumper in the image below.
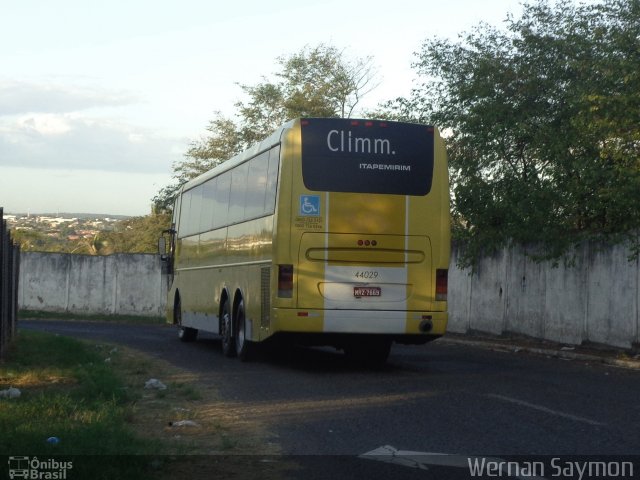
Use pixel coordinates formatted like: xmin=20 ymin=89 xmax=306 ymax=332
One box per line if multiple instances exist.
xmin=271 ymin=308 xmax=447 ymax=339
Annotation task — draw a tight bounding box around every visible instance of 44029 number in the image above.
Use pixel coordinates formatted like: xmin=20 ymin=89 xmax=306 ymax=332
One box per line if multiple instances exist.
xmin=355 ymin=271 xmax=379 ymax=279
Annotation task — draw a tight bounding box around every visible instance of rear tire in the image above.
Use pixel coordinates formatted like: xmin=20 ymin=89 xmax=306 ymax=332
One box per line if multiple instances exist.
xmin=220 ymin=298 xmax=236 ymax=357
xmin=175 ymin=297 xmax=197 ymax=342
xmin=235 ymin=300 xmax=256 ymax=362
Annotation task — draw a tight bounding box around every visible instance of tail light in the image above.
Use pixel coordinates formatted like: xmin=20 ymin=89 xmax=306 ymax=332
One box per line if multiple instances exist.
xmin=278 ymin=264 xmax=293 ymax=298
xmin=436 ymin=269 xmax=448 ymax=301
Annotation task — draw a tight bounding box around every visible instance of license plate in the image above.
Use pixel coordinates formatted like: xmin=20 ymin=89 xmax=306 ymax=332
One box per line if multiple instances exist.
xmin=354 ymin=286 xmax=381 ymax=298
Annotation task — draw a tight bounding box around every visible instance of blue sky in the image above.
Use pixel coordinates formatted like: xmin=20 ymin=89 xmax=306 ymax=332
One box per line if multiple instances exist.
xmin=0 ymin=0 xmax=526 ymax=215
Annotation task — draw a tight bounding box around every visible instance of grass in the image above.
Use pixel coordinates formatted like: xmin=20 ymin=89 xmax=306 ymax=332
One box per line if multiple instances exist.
xmin=0 ymin=330 xmax=285 ymax=479
xmin=0 ymin=331 xmax=160 ymax=478
xmin=18 ymin=309 xmax=166 ymax=325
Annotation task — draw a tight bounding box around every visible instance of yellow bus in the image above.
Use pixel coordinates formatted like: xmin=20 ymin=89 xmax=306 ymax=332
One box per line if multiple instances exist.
xmin=161 ymin=117 xmax=450 ymax=365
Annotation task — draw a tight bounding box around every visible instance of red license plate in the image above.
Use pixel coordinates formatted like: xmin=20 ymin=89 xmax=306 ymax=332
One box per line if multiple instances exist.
xmin=354 ymin=286 xmax=381 ymax=298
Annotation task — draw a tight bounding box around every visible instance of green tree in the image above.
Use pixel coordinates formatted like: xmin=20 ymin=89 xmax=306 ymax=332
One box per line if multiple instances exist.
xmin=12 ymin=229 xmax=59 ymax=252
xmin=153 ymin=115 xmax=244 ymax=210
xmin=384 ymin=0 xmax=640 ymax=267
xmin=106 ymin=213 xmax=172 ymax=254
xmin=153 ymin=43 xmax=378 ymax=211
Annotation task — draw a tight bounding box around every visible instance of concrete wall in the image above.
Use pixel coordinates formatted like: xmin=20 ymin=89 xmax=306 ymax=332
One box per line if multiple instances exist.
xmin=448 ymin=243 xmax=640 ymax=349
xmin=19 ymin=252 xmax=167 ymax=317
xmin=18 ymin=244 xmax=640 ymax=348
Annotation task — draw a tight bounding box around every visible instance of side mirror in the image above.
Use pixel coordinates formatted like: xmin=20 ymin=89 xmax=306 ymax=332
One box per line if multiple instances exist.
xmin=159 ymin=227 xmax=175 ymax=274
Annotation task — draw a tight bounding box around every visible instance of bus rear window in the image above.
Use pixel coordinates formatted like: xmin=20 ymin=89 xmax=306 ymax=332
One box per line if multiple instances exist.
xmin=300 ymin=118 xmax=434 ymax=196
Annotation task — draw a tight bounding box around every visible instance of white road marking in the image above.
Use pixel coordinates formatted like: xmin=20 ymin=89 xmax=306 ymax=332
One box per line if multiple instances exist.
xmin=359 ymin=446 xmax=548 ymax=480
xmin=486 ymin=394 xmax=605 ymax=426
xmin=360 ymin=445 xmax=468 ymax=470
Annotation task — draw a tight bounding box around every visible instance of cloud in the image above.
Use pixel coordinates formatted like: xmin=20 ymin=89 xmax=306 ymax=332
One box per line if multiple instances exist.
xmin=0 ymin=81 xmax=138 ymax=115
xmin=16 ymin=114 xmax=72 ymax=135
xmin=0 ymin=80 xmax=186 ymax=175
xmin=0 ymin=113 xmax=184 ymax=174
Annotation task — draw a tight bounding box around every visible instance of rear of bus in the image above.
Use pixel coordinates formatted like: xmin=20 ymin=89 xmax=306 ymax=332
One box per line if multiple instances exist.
xmin=271 ymin=118 xmax=450 ymax=360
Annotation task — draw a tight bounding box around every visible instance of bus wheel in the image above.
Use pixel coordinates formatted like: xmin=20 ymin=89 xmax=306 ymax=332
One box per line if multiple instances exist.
xmin=235 ymin=300 xmax=255 ymax=362
xmin=220 ymin=298 xmax=236 ymax=357
xmin=344 ymin=336 xmax=392 ymax=368
xmin=175 ymin=297 xmax=197 ymax=342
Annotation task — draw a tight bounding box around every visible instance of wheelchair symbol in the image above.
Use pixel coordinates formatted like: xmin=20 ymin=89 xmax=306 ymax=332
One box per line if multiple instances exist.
xmin=300 ymin=195 xmax=320 ymax=216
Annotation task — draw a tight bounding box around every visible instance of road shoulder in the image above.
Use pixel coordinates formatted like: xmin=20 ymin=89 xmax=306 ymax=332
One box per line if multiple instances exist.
xmin=440 ymin=331 xmax=640 ymax=370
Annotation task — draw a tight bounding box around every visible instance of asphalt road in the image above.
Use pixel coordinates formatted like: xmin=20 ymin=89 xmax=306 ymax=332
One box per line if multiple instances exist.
xmin=20 ymin=320 xmax=640 ymax=479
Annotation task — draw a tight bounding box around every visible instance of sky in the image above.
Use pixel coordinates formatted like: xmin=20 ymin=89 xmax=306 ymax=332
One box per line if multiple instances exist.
xmin=0 ymin=0 xmax=525 ymax=216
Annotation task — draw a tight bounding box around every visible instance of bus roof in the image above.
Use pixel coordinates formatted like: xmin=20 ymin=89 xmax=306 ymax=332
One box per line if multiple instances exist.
xmin=179 ymin=119 xmax=295 ymax=194
xmin=179 ymin=117 xmax=439 ymax=195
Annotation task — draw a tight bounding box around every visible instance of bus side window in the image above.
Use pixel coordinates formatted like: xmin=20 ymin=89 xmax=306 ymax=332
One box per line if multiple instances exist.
xmin=213 ymin=172 xmax=231 ymax=229
xmin=264 ymin=145 xmax=280 ymax=215
xmin=200 ymin=179 xmax=216 ymax=232
xmin=245 ymin=152 xmax=269 ymax=220
xmin=179 ymin=190 xmax=192 ymax=237
xmin=172 ymin=195 xmax=182 ymax=233
xmin=228 ymin=162 xmax=249 ymax=224
xmin=187 ymin=185 xmax=203 ymax=236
